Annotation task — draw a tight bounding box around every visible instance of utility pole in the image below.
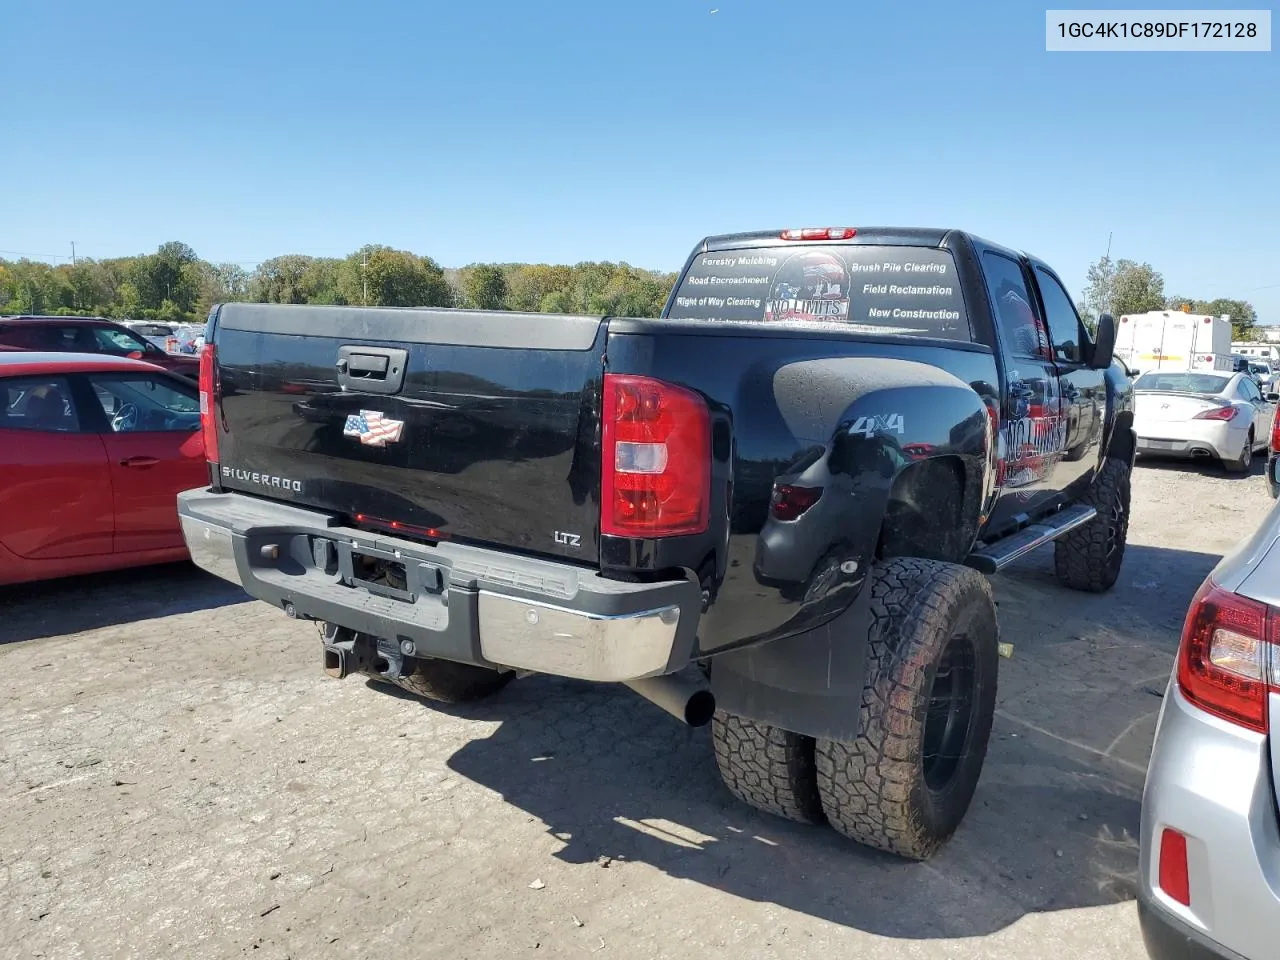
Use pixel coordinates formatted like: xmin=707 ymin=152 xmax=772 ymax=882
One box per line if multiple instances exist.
xmin=362 ymin=252 xmax=369 ymax=305
xmin=1104 ymin=231 xmax=1112 ymax=261
xmin=71 ymin=241 xmax=76 ymax=265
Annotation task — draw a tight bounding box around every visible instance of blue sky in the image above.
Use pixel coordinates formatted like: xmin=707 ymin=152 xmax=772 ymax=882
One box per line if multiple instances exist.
xmin=2 ymin=0 xmax=1277 ymax=318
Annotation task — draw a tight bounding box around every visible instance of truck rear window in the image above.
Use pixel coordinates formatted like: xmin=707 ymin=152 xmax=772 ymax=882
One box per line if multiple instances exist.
xmin=667 ymin=244 xmax=970 ymax=340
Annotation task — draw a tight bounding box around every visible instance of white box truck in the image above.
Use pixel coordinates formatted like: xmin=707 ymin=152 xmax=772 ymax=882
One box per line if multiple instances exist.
xmin=1233 ymin=342 xmax=1280 ymax=363
xmin=1115 ymin=311 xmax=1232 ymax=374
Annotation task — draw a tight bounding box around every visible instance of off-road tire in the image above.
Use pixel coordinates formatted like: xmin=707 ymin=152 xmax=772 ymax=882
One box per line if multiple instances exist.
xmin=1223 ymin=432 xmax=1254 ymax=474
xmin=712 ymin=712 xmax=825 ymax=824
xmin=815 ymin=558 xmax=999 ymax=860
xmin=1053 ymin=456 xmax=1132 ymax=593
xmin=391 ymin=658 xmax=515 ymax=704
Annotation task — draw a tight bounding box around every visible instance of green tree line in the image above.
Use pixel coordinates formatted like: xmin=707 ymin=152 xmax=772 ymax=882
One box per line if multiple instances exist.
xmin=0 ymin=242 xmax=679 ymax=323
xmin=1079 ymin=255 xmax=1261 ymax=340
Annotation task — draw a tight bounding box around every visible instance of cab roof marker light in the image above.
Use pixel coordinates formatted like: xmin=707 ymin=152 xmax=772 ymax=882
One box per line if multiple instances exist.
xmin=781 ymin=228 xmax=856 ymax=241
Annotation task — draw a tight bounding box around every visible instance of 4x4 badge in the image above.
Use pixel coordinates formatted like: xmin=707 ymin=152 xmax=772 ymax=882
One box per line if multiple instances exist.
xmin=343 ymin=410 xmax=404 ymax=447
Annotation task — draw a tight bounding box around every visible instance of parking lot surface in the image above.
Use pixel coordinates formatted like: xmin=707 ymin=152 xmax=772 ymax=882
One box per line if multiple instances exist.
xmin=2 ymin=461 xmax=1275 ymax=960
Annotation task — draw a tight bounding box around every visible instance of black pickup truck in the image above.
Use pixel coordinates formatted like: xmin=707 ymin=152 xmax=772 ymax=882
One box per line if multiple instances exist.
xmin=179 ymin=227 xmax=1135 ymax=860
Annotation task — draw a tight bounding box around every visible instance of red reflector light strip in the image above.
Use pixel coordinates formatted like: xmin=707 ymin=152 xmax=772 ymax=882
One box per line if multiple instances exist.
xmin=353 ymin=513 xmax=447 ymax=540
xmin=601 ymin=374 xmax=710 ymax=538
xmin=780 ymin=227 xmax=856 ymax=241
xmin=1158 ymin=828 xmax=1191 ymax=907
xmin=1176 ymin=579 xmax=1278 ymax=733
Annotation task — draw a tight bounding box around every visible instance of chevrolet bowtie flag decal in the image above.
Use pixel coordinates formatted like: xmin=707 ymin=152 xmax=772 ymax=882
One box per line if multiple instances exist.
xmin=343 ymin=410 xmax=405 ymax=447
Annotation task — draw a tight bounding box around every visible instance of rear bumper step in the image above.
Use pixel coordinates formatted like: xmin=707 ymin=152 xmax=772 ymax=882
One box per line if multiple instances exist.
xmin=965 ymin=503 xmax=1097 ymax=574
xmin=177 ymin=488 xmax=702 ymax=683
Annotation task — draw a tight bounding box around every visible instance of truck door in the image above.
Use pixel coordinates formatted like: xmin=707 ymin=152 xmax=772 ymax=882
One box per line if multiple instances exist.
xmin=1030 ymin=265 xmax=1105 ymax=493
xmin=980 ymin=250 xmax=1065 ymax=530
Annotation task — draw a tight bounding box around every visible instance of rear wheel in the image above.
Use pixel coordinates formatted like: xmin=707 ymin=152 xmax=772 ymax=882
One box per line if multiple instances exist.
xmin=1223 ymin=431 xmax=1254 ymax=474
xmin=712 ymin=713 xmax=825 ymax=824
xmin=814 ymin=558 xmax=999 ymax=860
xmin=1053 ymin=456 xmax=1131 ymax=593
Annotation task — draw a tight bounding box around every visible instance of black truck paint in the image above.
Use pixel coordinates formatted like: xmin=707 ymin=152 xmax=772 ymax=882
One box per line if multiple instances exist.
xmin=180 ymin=227 xmax=1135 ymax=858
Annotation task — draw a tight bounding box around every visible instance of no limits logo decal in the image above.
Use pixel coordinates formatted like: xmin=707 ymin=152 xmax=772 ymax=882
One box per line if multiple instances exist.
xmin=764 ymin=252 xmax=850 ymax=322
xmin=998 ymin=377 xmax=1068 ymax=492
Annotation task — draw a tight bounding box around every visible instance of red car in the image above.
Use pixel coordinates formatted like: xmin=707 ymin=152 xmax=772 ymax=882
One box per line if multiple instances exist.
xmin=0 ymin=316 xmax=200 ymax=378
xmin=0 ymin=352 xmax=207 ymax=585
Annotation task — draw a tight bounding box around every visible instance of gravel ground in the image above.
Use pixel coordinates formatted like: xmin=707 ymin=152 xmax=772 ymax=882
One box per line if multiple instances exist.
xmin=1 ymin=458 xmax=1275 ymax=960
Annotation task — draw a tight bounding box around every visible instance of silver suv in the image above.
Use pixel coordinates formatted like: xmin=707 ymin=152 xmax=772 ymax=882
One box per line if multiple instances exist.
xmin=1139 ymin=500 xmax=1280 ymax=960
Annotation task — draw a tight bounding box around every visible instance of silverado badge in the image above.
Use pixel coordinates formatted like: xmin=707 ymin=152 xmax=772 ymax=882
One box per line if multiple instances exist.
xmin=343 ymin=410 xmax=405 ymax=447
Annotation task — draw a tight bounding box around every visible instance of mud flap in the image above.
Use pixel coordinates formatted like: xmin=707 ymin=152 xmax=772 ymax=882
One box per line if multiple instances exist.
xmin=709 ymin=574 xmax=872 ymax=742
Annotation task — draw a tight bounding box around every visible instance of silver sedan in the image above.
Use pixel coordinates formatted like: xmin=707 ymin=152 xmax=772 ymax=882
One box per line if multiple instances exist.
xmin=1133 ymin=370 xmax=1277 ymax=473
xmin=1138 ymin=500 xmax=1280 ymax=960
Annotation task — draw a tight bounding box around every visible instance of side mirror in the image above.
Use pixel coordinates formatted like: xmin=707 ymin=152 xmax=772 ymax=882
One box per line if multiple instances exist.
xmin=1090 ymin=314 xmax=1116 ymax=370
xmin=127 ymin=350 xmax=143 ymax=360
xmin=1268 ymin=392 xmax=1279 ymax=403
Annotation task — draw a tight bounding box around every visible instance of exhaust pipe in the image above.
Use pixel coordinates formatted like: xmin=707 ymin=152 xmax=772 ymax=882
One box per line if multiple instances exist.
xmin=624 ymin=673 xmax=715 ymax=727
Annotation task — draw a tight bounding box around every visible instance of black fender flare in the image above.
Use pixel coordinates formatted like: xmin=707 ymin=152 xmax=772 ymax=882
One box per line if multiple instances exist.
xmin=712 ymin=357 xmax=993 ymax=741
xmin=1100 ymin=358 xmax=1137 ymax=467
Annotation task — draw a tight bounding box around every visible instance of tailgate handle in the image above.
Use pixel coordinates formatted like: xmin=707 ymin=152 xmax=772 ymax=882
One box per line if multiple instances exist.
xmin=336 ymin=346 xmax=408 ymax=395
xmin=346 ymin=355 xmax=388 ymax=376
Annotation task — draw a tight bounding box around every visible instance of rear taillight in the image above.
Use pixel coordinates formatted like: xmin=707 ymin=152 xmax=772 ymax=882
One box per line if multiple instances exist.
xmin=1271 ymin=409 xmax=1280 ymax=452
xmin=770 ymin=484 xmax=822 ymax=522
xmin=601 ymin=374 xmax=710 ymax=538
xmin=780 ymin=227 xmax=856 ymax=241
xmin=199 ymin=343 xmax=219 ymax=464
xmin=1193 ymin=405 xmax=1237 ymax=421
xmin=1175 ymin=579 xmax=1278 ymax=733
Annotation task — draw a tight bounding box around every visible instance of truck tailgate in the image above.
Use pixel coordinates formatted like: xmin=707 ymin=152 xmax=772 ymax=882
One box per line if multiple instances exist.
xmin=210 ymin=303 xmax=606 ymax=564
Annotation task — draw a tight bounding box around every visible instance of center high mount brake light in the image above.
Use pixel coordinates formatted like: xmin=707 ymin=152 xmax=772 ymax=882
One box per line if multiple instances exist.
xmin=780 ymin=227 xmax=856 ymax=241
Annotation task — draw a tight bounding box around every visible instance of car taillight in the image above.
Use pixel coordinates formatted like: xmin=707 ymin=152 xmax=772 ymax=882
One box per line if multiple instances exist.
xmin=780 ymin=227 xmax=856 ymax=241
xmin=1175 ymin=579 xmax=1278 ymax=733
xmin=601 ymin=373 xmax=710 ymax=538
xmin=1193 ymin=405 xmax=1237 ymax=421
xmin=1271 ymin=409 xmax=1280 ymax=453
xmin=770 ymin=484 xmax=822 ymax=522
xmin=199 ymin=342 xmax=219 ymax=464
